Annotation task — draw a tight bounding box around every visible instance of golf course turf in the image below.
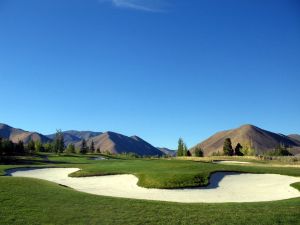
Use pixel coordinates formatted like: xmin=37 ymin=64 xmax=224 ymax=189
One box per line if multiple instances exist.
xmin=1 ymin=154 xmax=300 ymax=225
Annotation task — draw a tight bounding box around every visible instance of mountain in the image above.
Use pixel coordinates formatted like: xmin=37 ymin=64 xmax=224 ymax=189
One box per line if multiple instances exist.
xmin=289 ymin=134 xmax=300 ymax=142
xmin=158 ymin=147 xmax=177 ymax=156
xmin=75 ymin=131 xmax=164 ymax=156
xmin=60 ymin=130 xmax=102 ymax=140
xmin=191 ymin=124 xmax=300 ymax=156
xmin=0 ymin=123 xmax=51 ymax=144
xmin=47 ymin=130 xmax=102 ymax=145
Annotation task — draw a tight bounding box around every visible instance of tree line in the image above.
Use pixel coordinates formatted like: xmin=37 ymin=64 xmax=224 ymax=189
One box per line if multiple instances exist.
xmin=176 ymin=138 xmax=204 ymax=157
xmin=221 ymin=138 xmax=291 ymax=156
xmin=0 ymin=130 xmax=101 ymax=159
xmin=176 ymin=137 xmax=292 ymax=157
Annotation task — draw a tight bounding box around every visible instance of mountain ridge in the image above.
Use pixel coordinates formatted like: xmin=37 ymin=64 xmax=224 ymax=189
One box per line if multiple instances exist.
xmin=0 ymin=123 xmax=51 ymax=144
xmin=74 ymin=131 xmax=164 ymax=156
xmin=288 ymin=134 xmax=300 ymax=142
xmin=47 ymin=130 xmax=102 ymax=145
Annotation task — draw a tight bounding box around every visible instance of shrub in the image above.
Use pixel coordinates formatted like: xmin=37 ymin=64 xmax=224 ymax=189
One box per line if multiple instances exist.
xmin=194 ymin=146 xmax=204 ymax=157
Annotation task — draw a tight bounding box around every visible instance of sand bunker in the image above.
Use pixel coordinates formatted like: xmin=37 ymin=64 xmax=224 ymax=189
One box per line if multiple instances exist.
xmin=213 ymin=160 xmax=251 ymax=164
xmin=8 ymin=168 xmax=300 ymax=203
xmin=90 ymin=157 xmax=107 ymax=160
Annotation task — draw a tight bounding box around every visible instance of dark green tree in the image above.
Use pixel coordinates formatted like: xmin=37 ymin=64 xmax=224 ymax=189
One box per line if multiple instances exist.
xmin=35 ymin=140 xmax=43 ymax=152
xmin=223 ymin=138 xmax=234 ymax=156
xmin=183 ymin=143 xmax=188 ymax=156
xmin=15 ymin=140 xmax=25 ymax=154
xmin=194 ymin=146 xmax=204 ymax=157
xmin=89 ymin=140 xmax=95 ymax=153
xmin=80 ymin=139 xmax=88 ymax=154
xmin=96 ymin=147 xmax=101 ymax=153
xmin=53 ymin=130 xmax=65 ymax=154
xmin=44 ymin=142 xmax=53 ymax=152
xmin=269 ymin=144 xmax=292 ymax=156
xmin=187 ymin=150 xmax=192 ymax=156
xmin=27 ymin=139 xmax=35 ymax=154
xmin=177 ymin=138 xmax=184 ymax=156
xmin=1 ymin=139 xmax=14 ymax=156
xmin=234 ymin=143 xmax=244 ymax=156
xmin=65 ymin=143 xmax=76 ymax=154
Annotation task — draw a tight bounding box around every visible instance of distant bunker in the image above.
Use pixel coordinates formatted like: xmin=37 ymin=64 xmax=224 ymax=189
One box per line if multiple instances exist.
xmin=213 ymin=160 xmax=251 ymax=164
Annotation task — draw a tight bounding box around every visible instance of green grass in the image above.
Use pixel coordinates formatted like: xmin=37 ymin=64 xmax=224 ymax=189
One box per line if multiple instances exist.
xmin=1 ymin=154 xmax=300 ymax=225
xmin=1 ymin=177 xmax=300 ymax=225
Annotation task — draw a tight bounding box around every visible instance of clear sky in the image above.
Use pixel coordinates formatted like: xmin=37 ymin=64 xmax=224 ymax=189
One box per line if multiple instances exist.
xmin=0 ymin=0 xmax=299 ymax=149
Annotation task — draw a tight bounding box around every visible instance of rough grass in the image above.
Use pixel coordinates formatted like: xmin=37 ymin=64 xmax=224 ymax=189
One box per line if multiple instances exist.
xmin=0 ymin=177 xmax=300 ymax=225
xmin=178 ymin=155 xmax=300 ymax=165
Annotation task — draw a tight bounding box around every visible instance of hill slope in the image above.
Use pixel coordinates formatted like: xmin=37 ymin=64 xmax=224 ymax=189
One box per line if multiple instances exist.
xmin=191 ymin=124 xmax=300 ymax=156
xmin=0 ymin=123 xmax=51 ymax=144
xmin=47 ymin=131 xmax=102 ymax=145
xmin=289 ymin=134 xmax=300 ymax=142
xmin=158 ymin=147 xmax=177 ymax=156
xmin=75 ymin=132 xmax=164 ymax=156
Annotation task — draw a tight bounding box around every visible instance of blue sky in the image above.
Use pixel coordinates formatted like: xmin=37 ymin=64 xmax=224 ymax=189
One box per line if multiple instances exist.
xmin=0 ymin=0 xmax=299 ymax=149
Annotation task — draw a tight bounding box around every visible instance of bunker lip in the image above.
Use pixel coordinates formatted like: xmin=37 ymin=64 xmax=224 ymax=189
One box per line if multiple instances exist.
xmin=213 ymin=160 xmax=251 ymax=164
xmin=89 ymin=157 xmax=107 ymax=160
xmin=4 ymin=166 xmax=59 ymax=176
xmin=8 ymin=168 xmax=300 ymax=203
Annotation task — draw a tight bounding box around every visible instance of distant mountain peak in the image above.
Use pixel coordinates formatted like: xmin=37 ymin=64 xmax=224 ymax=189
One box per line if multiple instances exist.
xmin=0 ymin=123 xmax=51 ymax=144
xmin=74 ymin=131 xmax=163 ymax=156
xmin=47 ymin=130 xmax=102 ymax=145
xmin=239 ymin=124 xmax=257 ymax=129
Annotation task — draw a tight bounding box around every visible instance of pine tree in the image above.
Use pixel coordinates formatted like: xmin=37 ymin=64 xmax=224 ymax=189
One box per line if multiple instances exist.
xmin=234 ymin=143 xmax=244 ymax=156
xmin=194 ymin=146 xmax=204 ymax=157
xmin=27 ymin=139 xmax=35 ymax=154
xmin=16 ymin=140 xmax=25 ymax=154
xmin=35 ymin=140 xmax=43 ymax=152
xmin=44 ymin=142 xmax=53 ymax=152
xmin=177 ymin=138 xmax=184 ymax=156
xmin=2 ymin=140 xmax=15 ymax=155
xmin=223 ymin=138 xmax=234 ymax=156
xmin=90 ymin=140 xmax=95 ymax=153
xmin=53 ymin=129 xmax=65 ymax=154
xmin=66 ymin=143 xmax=76 ymax=154
xmin=80 ymin=139 xmax=88 ymax=154
xmin=183 ymin=143 xmax=188 ymax=156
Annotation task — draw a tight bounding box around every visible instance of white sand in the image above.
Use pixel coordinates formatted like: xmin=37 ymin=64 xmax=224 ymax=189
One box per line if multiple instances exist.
xmin=90 ymin=157 xmax=107 ymax=160
xmin=8 ymin=168 xmax=300 ymax=203
xmin=213 ymin=160 xmax=251 ymax=164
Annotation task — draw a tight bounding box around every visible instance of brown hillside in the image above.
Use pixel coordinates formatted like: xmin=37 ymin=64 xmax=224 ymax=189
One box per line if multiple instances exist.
xmin=289 ymin=134 xmax=300 ymax=142
xmin=75 ymin=131 xmax=163 ymax=156
xmin=0 ymin=123 xmax=51 ymax=144
xmin=191 ymin=124 xmax=300 ymax=156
